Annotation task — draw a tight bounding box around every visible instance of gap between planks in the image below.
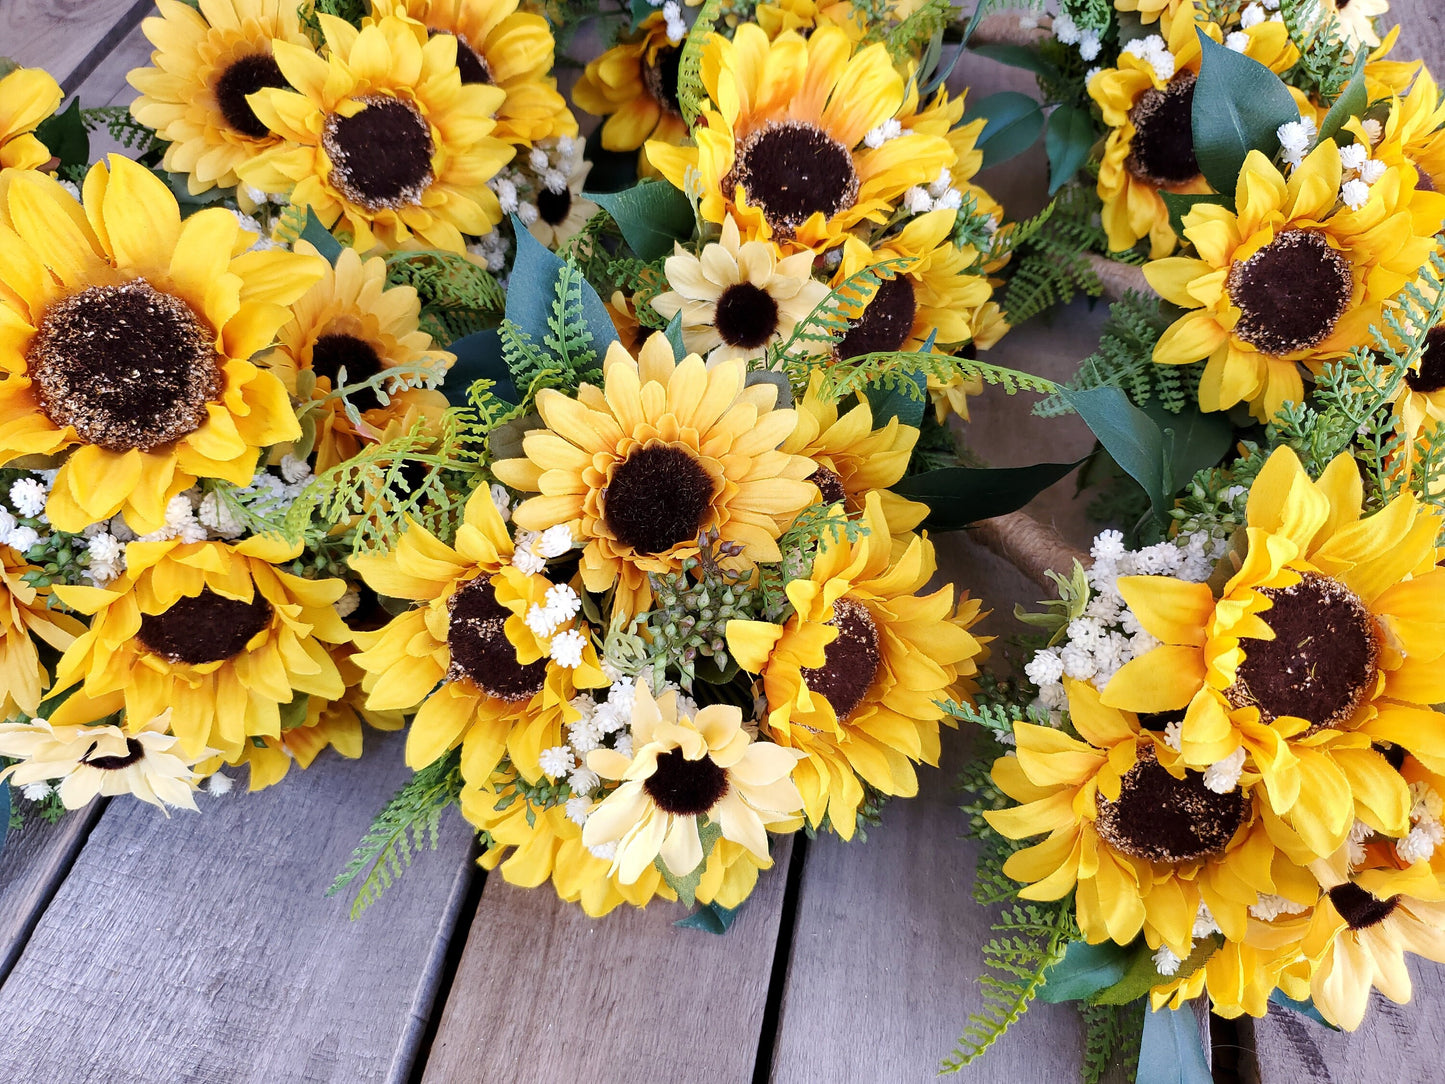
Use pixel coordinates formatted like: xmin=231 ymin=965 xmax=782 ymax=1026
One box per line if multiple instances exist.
xmin=1 ymin=0 xmax=151 ymax=92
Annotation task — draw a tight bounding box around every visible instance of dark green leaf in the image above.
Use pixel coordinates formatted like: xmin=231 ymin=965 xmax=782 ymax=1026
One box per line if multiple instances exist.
xmin=588 ymin=181 xmax=695 ymax=261
xmin=163 ymin=170 xmax=231 ymax=209
xmin=1142 ymin=399 xmax=1233 ymax=493
xmin=1269 ymin=990 xmax=1340 ymax=1030
xmin=1316 ymin=49 xmax=1368 ymax=145
xmin=506 ymin=217 xmax=619 ymax=356
xmin=443 ymin=329 xmax=517 ymax=406
xmin=1038 ymin=940 xmax=1133 ymax=1003
xmin=1191 ymin=29 xmax=1300 ymax=194
xmin=1045 ymin=104 xmax=1096 ymax=196
xmin=965 ymin=91 xmax=1046 ymax=169
xmin=1092 ymin=936 xmax=1218 ymax=1006
xmin=629 ymin=0 xmax=655 ymax=28
xmin=1160 ymin=192 xmax=1230 ymax=236
xmin=664 ymin=309 xmax=686 ymax=359
xmin=0 ymin=58 xmax=19 ymax=80
xmin=299 ymin=207 xmax=344 ymax=265
xmin=1062 ymin=386 xmax=1168 ymax=512
xmin=1137 ymin=1005 xmax=1212 ymax=1084
xmin=34 ymin=99 xmax=88 ymax=173
xmin=862 ymin=370 xmax=928 ymax=428
xmin=896 ymin=459 xmax=1085 ymax=531
xmin=675 ymin=900 xmax=742 ymax=934
xmin=969 ymin=43 xmax=1060 ymax=79
xmin=656 ymin=820 xmax=723 ymax=907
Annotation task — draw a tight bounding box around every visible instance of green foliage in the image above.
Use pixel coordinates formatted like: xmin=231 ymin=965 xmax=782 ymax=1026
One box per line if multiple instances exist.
xmin=804 ymin=349 xmax=1060 ymax=409
xmin=636 ymin=541 xmax=756 ymax=690
xmin=756 ymin=503 xmax=866 ymax=621
xmin=770 ymin=257 xmax=914 ymax=366
xmin=1279 ymin=0 xmax=1358 ymax=102
xmin=1010 ymin=560 xmax=1091 ymax=646
xmin=299 ymin=0 xmax=370 ymax=43
xmin=1082 ymin=1000 xmax=1142 ymax=1084
xmin=1001 ymin=185 xmax=1110 ymax=324
xmin=1059 ymin=0 xmax=1111 ymax=33
xmin=386 ymin=250 xmax=505 ymax=345
xmin=329 ymin=751 xmax=463 ymax=919
xmin=965 ymin=92 xmax=1046 ymax=169
xmin=882 ymin=0 xmax=953 ymax=62
xmin=83 ymin=106 xmax=161 ymax=155
xmin=676 ymin=0 xmax=723 ymax=125
xmin=1190 ymin=30 xmax=1300 ymax=195
xmin=1036 ymin=292 xmax=1194 ymax=417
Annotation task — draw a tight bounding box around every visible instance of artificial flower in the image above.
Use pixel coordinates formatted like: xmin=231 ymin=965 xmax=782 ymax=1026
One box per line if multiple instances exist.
xmin=0 ymin=64 xmax=63 ymax=171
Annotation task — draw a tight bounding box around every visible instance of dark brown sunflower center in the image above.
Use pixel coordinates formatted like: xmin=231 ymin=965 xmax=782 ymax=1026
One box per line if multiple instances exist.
xmin=837 ymin=275 xmax=916 ymax=359
xmin=322 ymin=95 xmax=435 ymax=211
xmin=311 ymin=332 xmax=385 ymax=412
xmin=643 ymin=45 xmax=683 ymax=116
xmin=1406 ymin=325 xmax=1445 ymax=393
xmin=29 ymin=281 xmax=220 ymax=453
xmin=1094 ymin=747 xmax=1247 ymax=864
xmin=643 ymin=746 xmax=730 ymax=816
xmin=1226 ymin=230 xmax=1353 ymax=356
xmin=1136 ymin=708 xmax=1185 ymax=733
xmin=604 ymin=445 xmax=715 ymax=555
xmin=84 ymin=738 xmax=146 ymax=771
xmin=1227 ymin=572 xmax=1379 ymax=731
xmin=446 ymin=577 xmax=548 ymax=702
xmin=1125 ymin=73 xmax=1201 ymax=188
xmin=808 ymin=465 xmax=847 ymax=505
xmin=714 ymin=282 xmax=781 ymax=349
xmin=214 ymin=52 xmax=288 ymax=141
xmin=427 ymin=29 xmax=490 ymax=85
xmin=726 ymin=121 xmax=860 ymax=234
xmin=138 ymin=587 xmax=274 ymax=665
xmin=1414 ymin=162 xmax=1437 ymax=192
xmin=537 ymin=185 xmax=573 ymax=225
xmin=799 ymin=597 xmax=880 ymax=724
xmin=1328 ymin=882 xmax=1400 ymax=930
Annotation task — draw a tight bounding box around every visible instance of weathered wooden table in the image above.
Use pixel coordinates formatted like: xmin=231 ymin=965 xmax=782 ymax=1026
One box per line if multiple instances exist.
xmin=1 ymin=3 xmax=1443 ymax=1081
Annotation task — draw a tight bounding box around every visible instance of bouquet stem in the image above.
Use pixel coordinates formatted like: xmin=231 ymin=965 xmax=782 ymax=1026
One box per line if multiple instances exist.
xmin=1085 ymin=253 xmax=1152 ymax=301
xmin=971 ymin=511 xmax=1088 ymax=589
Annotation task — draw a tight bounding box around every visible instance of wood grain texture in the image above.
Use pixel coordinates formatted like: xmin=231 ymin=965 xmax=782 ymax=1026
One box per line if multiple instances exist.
xmin=423 ymin=835 xmax=795 ymax=1084
xmin=0 ymin=803 xmax=104 ymax=983
xmin=0 ymin=730 xmax=475 ymax=1084
xmin=0 ymin=0 xmax=150 ymax=91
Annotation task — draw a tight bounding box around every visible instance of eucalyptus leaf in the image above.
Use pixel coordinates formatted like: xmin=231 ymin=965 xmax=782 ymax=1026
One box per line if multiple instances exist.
xmin=1268 ymin=990 xmax=1340 ymax=1030
xmin=506 ymin=217 xmax=619 ymax=356
xmin=862 ymin=370 xmax=928 ymax=428
xmin=1160 ymin=192 xmax=1230 ymax=237
xmin=588 ymin=181 xmax=695 ymax=261
xmin=657 ymin=820 xmax=724 ymax=907
xmin=895 ymin=458 xmax=1085 ymax=531
xmin=443 ymin=329 xmax=517 ymax=406
xmin=1091 ymin=936 xmax=1219 ymax=1007
xmin=582 ymin=123 xmax=639 ymax=193
xmin=298 ymin=207 xmax=344 ymax=265
xmin=675 ymin=900 xmax=742 ymax=935
xmin=1045 ymin=104 xmax=1096 ymax=196
xmin=664 ymin=310 xmax=686 ymax=359
xmin=1143 ymin=399 xmax=1233 ymax=493
xmin=1190 ymin=30 xmax=1299 ymax=194
xmin=1038 ymin=940 xmax=1133 ymax=1003
xmin=34 ymin=99 xmax=88 ymax=173
xmin=1061 ymin=387 xmax=1168 ymax=513
xmin=965 ymin=91 xmax=1046 ymax=169
xmin=1316 ymin=50 xmax=1368 ymax=145
xmin=1137 ymin=1005 xmax=1212 ymax=1084
xmin=744 ymin=370 xmax=793 ymax=409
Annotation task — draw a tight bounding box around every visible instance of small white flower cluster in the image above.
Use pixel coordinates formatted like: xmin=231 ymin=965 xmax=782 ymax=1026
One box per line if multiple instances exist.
xmin=1121 ymin=34 xmax=1175 ymax=82
xmin=864 ymin=118 xmax=906 ymax=149
xmin=1052 ymin=12 xmax=1102 ymax=63
xmin=560 ymin=675 xmax=646 ymax=841
xmin=903 ymin=166 xmax=965 ymax=216
xmin=490 ymin=483 xmax=512 ymax=523
xmin=1345 ymin=818 xmax=1373 ymax=868
xmin=1225 ymin=31 xmax=1250 ymax=52
xmin=479 ymin=135 xmax=584 ymax=268
xmin=0 ymin=475 xmax=50 ymax=555
xmin=1151 ymin=901 xmax=1222 ymax=975
xmin=1276 ymin=115 xmax=1318 ymax=170
xmin=243 ymin=185 xmax=290 ymax=208
xmin=512 ymin=523 xmax=576 ymax=575
xmin=1395 ymin=782 xmax=1445 ymax=865
xmin=1248 ymin=892 xmax=1309 ymax=921
xmin=229 ymin=209 xmax=282 ymax=252
xmin=526 ymin=583 xmax=583 ymax=638
xmin=467 ymin=228 xmax=510 ymax=273
xmin=662 ymin=0 xmax=687 ymax=44
xmin=1202 ymin=746 xmax=1247 ymax=795
xmin=1337 ymin=139 xmax=1389 ymax=210
xmin=1239 ymin=0 xmax=1284 ymax=30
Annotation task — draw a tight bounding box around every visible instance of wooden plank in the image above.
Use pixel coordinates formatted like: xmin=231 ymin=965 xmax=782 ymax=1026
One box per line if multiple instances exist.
xmin=1250 ymin=971 xmax=1445 ymax=1084
xmin=0 ymin=729 xmax=476 ymax=1084
xmin=0 ymin=803 xmax=104 ymax=982
xmin=72 ymin=20 xmax=152 ymax=107
xmin=0 ymin=0 xmax=150 ymax=91
xmin=423 ymin=835 xmax=796 ymax=1083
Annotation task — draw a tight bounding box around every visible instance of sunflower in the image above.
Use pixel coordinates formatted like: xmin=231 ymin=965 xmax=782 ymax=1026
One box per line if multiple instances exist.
xmin=1149 ymin=909 xmax=1315 ymax=1016
xmin=230 ymin=646 xmax=404 ymax=789
xmin=1088 ymin=17 xmax=1298 ymax=259
xmin=1388 ymin=311 xmax=1445 ymax=442
xmin=832 ymin=209 xmax=992 ymax=358
xmin=1303 ymin=854 xmax=1445 ymax=1029
xmin=526 ymin=154 xmax=597 ymax=248
xmin=44 ymin=535 xmax=351 ymax=763
xmin=371 ymin=0 xmax=576 ymax=146
xmin=897 ymin=86 xmax=1002 ymax=225
xmin=646 ymin=26 xmax=955 ymax=252
xmin=239 ymin=13 xmax=513 ymax=252
xmin=927 ymin=303 xmax=1008 ymax=424
xmin=0 ymin=545 xmax=85 ymax=718
xmin=580 ymin=683 xmax=804 ymax=882
xmin=127 ymin=0 xmax=312 ymax=199
xmin=463 ymin=768 xmax=775 ymax=916
xmin=726 ymin=492 xmax=987 ymax=837
xmin=1328 ymin=0 xmax=1390 ymax=50
xmin=985 ymin=680 xmax=1294 ymax=957
xmin=1144 ymin=141 xmax=1445 ymax=420
xmin=0 ymin=712 xmax=205 ymax=812
xmin=1354 ymin=65 xmax=1445 ymax=194
xmin=604 ymin=290 xmax=647 ymax=354
xmin=571 ymin=13 xmax=689 ymax=156
xmin=1110 ymin=0 xmax=1190 ymax=26
xmin=650 ymin=216 xmax=829 ymax=365
xmin=0 ymin=158 xmax=323 ymax=534
xmin=492 ymin=333 xmax=816 ymax=619
xmin=783 ymin=370 xmax=927 ymax=535
xmin=1102 ymin=446 xmax=1445 ymax=854
xmin=260 ymin=241 xmax=453 ymax=471
xmin=349 ymin=485 xmax=608 ymax=784
xmin=754 ymin=0 xmax=867 ymax=41
xmin=0 ymin=65 xmax=63 ymax=171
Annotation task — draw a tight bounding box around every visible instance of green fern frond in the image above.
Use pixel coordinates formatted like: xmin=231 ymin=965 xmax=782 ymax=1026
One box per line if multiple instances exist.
xmin=328 ymin=751 xmax=464 ymax=919
xmin=1081 ymin=1000 xmax=1143 ymax=1084
xmin=83 ymin=106 xmax=161 ymax=154
xmin=676 ymin=0 xmax=724 ymax=126
xmin=545 ymin=260 xmax=600 ymax=370
xmin=385 ymin=249 xmax=504 ymax=346
xmin=809 ymin=349 xmax=1060 ymax=404
xmin=1001 ymin=185 xmax=1109 ymax=325
xmin=272 ymin=201 xmax=311 ymax=247
xmin=882 ymin=0 xmax=952 ymax=60
xmin=1279 ymin=0 xmax=1357 ymax=100
xmin=769 ymin=257 xmax=913 ymax=368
